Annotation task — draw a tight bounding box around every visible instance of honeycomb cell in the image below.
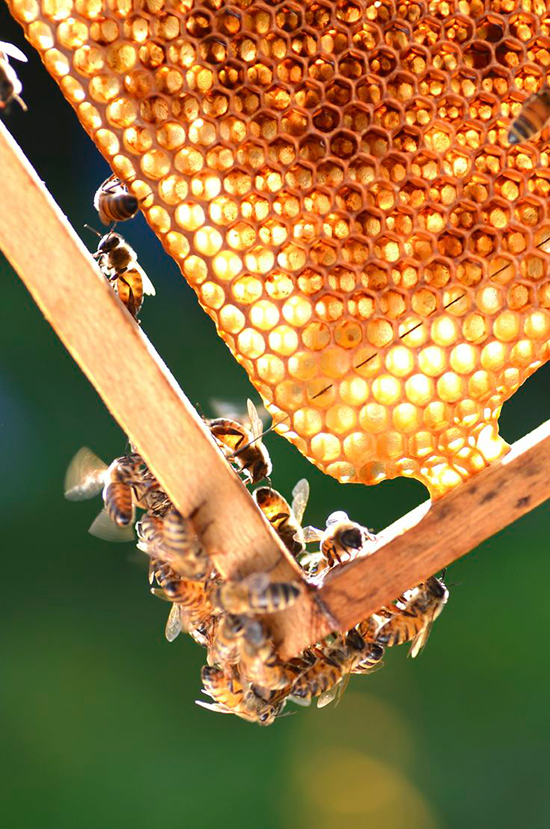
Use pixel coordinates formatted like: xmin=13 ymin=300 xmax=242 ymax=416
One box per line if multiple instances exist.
xmin=17 ymin=0 xmax=550 ymax=496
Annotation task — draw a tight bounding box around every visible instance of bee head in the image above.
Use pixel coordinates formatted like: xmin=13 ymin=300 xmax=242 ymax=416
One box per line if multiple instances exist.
xmin=98 ymin=232 xmax=123 ymax=253
xmin=427 ymin=576 xmax=449 ymax=600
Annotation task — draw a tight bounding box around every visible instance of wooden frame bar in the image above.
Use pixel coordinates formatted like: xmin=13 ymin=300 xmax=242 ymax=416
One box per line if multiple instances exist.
xmin=1 ymin=121 xmax=549 ymax=662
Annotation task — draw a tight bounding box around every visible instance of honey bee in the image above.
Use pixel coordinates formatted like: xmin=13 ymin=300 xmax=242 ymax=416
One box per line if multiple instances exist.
xmin=197 ymin=666 xmax=285 ymax=725
xmin=139 ymin=508 xmax=211 ymax=581
xmin=208 ymin=399 xmax=272 ymax=484
xmin=291 ymin=630 xmax=384 ymax=707
xmin=508 ymin=85 xmax=550 ymax=146
xmin=89 ymin=229 xmax=156 ymax=320
xmin=64 ymin=447 xmax=146 ymax=541
xmin=208 ymin=613 xmax=246 ymax=667
xmin=94 ymin=175 xmax=141 ymax=225
xmin=253 ymin=478 xmax=310 ymax=558
xmin=209 ymin=572 xmax=301 ymax=615
xmin=238 ymin=618 xmax=297 ymax=691
xmin=151 ymin=559 xmax=216 ymax=635
xmin=0 ymin=41 xmax=27 ymax=113
xmin=375 ymin=575 xmax=449 ymax=658
xmin=303 ymin=511 xmax=376 ymax=567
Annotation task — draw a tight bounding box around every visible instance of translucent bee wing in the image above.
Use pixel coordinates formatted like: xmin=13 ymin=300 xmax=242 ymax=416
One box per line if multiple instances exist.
xmin=64 ymin=446 xmax=108 ymax=500
xmin=89 ymin=508 xmax=135 ymax=543
xmin=288 ymin=694 xmax=312 ymax=708
xmin=303 ymin=525 xmax=324 ymax=543
xmin=150 ymin=588 xmax=172 ymax=602
xmin=136 ymin=262 xmax=156 ymax=296
xmin=247 ymin=398 xmax=264 ymax=440
xmin=242 ymin=571 xmax=269 ymax=592
xmin=408 ymin=613 xmax=436 ymax=659
xmin=0 ymin=42 xmax=27 ymax=62
xmin=291 ymin=478 xmax=310 ymax=524
xmin=165 ymin=604 xmax=183 ymax=642
xmin=195 ymin=700 xmax=231 ymax=715
xmin=317 ymin=682 xmax=340 ymax=709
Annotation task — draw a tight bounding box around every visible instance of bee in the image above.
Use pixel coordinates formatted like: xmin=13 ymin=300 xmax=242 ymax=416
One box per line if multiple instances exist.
xmin=291 ymin=630 xmax=384 ymax=706
xmin=303 ymin=511 xmax=376 ymax=568
xmin=94 ymin=175 xmax=141 ymax=225
xmin=508 ymin=85 xmax=550 ymax=146
xmin=238 ymin=618 xmax=297 ymax=691
xmin=64 ymin=447 xmax=148 ymax=541
xmin=209 ymin=572 xmax=301 ymax=615
xmin=208 ymin=613 xmax=246 ymax=667
xmin=375 ymin=575 xmax=449 ymax=658
xmin=208 ymin=399 xmax=272 ymax=485
xmin=88 ymin=229 xmax=156 ymax=320
xmin=197 ymin=666 xmax=284 ymax=725
xmin=138 ymin=508 xmax=211 ymax=581
xmin=151 ymin=559 xmax=216 ymax=633
xmin=253 ymin=478 xmax=310 ymax=558
xmin=0 ymin=41 xmax=27 ymax=113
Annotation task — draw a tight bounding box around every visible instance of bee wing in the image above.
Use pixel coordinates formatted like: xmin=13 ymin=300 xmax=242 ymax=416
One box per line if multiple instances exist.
xmin=135 ymin=262 xmax=156 ymax=296
xmin=165 ymin=604 xmax=183 ymax=642
xmin=209 ymin=399 xmax=246 ymax=421
xmin=317 ymin=682 xmax=340 ymax=709
xmin=0 ymin=42 xmax=28 ymax=62
xmin=195 ymin=700 xmax=231 ymax=715
xmin=64 ymin=446 xmax=108 ymax=500
xmin=89 ymin=508 xmax=135 ymax=543
xmin=408 ymin=611 xmax=436 ymax=659
xmin=291 ymin=478 xmax=310 ymax=524
xmin=242 ymin=572 xmax=269 ymax=592
xmin=303 ymin=525 xmax=324 ymax=543
xmin=247 ymin=399 xmax=265 ymax=440
xmin=150 ymin=588 xmax=172 ymax=602
xmin=288 ymin=694 xmax=313 ymax=708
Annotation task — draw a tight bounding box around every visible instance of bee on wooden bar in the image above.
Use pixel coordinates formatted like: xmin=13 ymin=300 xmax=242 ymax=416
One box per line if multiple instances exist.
xmin=197 ymin=666 xmax=285 ymax=725
xmin=88 ymin=229 xmax=156 ymax=320
xmin=303 ymin=511 xmax=376 ymax=568
xmin=94 ymin=175 xmax=141 ymax=225
xmin=291 ymin=630 xmax=384 ymax=706
xmin=151 ymin=559 xmax=216 ymax=640
xmin=209 ymin=572 xmax=301 ymax=615
xmin=508 ymin=86 xmax=550 ymax=146
xmin=208 ymin=399 xmax=272 ymax=485
xmin=239 ymin=618 xmax=298 ymax=691
xmin=375 ymin=574 xmax=449 ymax=657
xmin=65 ymin=447 xmax=147 ymax=541
xmin=253 ymin=478 xmax=309 ymax=559
xmin=0 ymin=41 xmax=27 ymax=113
xmin=208 ymin=613 xmax=246 ymax=667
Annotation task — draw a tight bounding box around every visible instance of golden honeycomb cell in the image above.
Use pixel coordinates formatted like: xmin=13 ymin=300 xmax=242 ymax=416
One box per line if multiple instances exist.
xmin=11 ymin=0 xmax=550 ymax=497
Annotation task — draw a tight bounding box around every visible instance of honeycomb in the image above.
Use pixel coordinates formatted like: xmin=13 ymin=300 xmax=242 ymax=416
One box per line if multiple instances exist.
xmin=8 ymin=0 xmax=550 ymax=496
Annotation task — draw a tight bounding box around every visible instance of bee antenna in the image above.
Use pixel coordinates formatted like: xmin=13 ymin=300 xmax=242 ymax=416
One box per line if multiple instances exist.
xmin=83 ymin=223 xmax=102 ymax=238
xmin=277 ymin=710 xmax=297 ymax=719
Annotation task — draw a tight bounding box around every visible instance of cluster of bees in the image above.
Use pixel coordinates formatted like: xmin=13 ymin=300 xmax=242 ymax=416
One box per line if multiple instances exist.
xmin=65 ymin=402 xmax=449 ymax=725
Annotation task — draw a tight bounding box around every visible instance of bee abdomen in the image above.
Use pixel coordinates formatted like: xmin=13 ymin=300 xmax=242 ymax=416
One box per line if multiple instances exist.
xmin=291 ymin=660 xmax=342 ymax=700
xmin=103 ymin=481 xmax=133 ymax=526
xmin=249 ymin=582 xmax=301 ymax=612
xmin=97 ymin=193 xmax=139 ymax=225
xmin=376 ymin=614 xmax=422 ymax=647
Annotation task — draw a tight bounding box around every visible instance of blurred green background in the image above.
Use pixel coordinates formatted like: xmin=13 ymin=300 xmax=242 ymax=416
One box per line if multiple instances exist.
xmin=1 ymin=10 xmax=549 ymax=827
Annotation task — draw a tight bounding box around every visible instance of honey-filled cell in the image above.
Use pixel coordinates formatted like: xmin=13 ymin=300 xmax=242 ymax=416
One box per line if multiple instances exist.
xmin=10 ymin=0 xmax=550 ymax=496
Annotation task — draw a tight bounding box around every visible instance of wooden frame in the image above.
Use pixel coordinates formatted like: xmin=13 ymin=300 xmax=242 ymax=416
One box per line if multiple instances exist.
xmin=1 ymin=120 xmax=549 ymax=661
